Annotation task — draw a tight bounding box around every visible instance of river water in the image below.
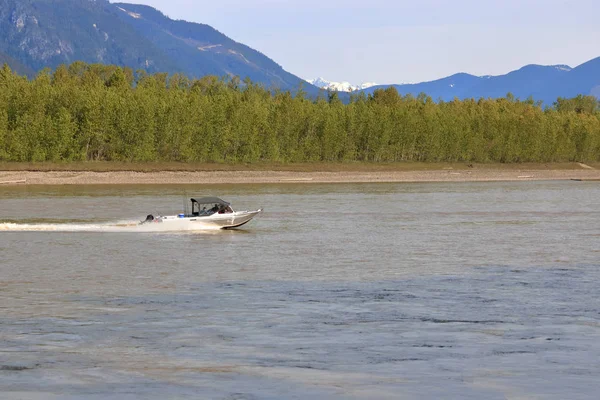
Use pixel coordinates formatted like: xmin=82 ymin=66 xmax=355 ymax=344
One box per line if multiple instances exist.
xmin=1 ymin=181 xmax=599 ymax=399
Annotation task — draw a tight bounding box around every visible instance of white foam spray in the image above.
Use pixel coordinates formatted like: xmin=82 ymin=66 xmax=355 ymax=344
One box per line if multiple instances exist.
xmin=0 ymin=220 xmax=222 ymax=233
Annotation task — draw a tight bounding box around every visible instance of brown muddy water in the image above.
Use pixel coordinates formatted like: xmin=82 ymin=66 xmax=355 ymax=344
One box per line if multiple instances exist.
xmin=1 ymin=181 xmax=599 ymax=399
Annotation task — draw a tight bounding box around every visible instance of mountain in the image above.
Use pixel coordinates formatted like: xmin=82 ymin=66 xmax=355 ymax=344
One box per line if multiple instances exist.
xmin=471 ymin=64 xmax=572 ymax=101
xmin=361 ymin=59 xmax=600 ymax=104
xmin=307 ymin=77 xmax=378 ymax=92
xmin=113 ymin=3 xmax=310 ymax=91
xmin=0 ymin=0 xmax=178 ymax=73
xmin=361 ymin=73 xmax=482 ymax=100
xmin=535 ymin=57 xmax=600 ymax=102
xmin=0 ymin=0 xmax=315 ymax=92
xmin=0 ymin=50 xmax=35 ymax=77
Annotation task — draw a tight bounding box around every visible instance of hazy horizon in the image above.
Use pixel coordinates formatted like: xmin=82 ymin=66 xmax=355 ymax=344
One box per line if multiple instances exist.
xmin=118 ymin=0 xmax=599 ymax=85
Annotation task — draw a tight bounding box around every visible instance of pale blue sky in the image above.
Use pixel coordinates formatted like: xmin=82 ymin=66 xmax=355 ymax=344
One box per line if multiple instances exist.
xmin=120 ymin=0 xmax=599 ymax=84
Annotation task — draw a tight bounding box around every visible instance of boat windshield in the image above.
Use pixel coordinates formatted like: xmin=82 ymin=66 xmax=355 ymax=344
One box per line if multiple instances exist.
xmin=190 ymin=198 xmax=233 ymax=216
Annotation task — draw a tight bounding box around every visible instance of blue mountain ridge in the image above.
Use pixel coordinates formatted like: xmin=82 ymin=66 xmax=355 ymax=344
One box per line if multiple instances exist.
xmin=0 ymin=0 xmax=319 ymax=94
xmin=360 ymin=58 xmax=600 ymax=105
xmin=112 ymin=3 xmax=311 ymax=92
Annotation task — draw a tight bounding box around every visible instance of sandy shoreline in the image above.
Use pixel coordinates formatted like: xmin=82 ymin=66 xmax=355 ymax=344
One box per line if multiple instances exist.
xmin=1 ymin=168 xmax=599 ymax=185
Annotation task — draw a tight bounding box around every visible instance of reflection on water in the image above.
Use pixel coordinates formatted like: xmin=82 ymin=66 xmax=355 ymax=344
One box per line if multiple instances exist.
xmin=1 ymin=181 xmax=599 ymax=399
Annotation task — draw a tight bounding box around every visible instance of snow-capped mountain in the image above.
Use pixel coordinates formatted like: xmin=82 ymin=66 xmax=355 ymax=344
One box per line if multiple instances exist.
xmin=307 ymin=77 xmax=378 ymax=92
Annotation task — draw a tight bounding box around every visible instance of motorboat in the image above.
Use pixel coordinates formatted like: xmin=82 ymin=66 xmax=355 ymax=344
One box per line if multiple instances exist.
xmin=140 ymin=197 xmax=262 ymax=229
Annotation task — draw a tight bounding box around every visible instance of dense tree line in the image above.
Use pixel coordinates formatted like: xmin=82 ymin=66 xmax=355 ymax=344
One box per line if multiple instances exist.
xmin=1 ymin=62 xmax=599 ymax=163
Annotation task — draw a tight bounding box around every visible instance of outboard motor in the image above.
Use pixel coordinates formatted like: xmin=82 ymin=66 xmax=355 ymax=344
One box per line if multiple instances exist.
xmin=141 ymin=214 xmax=155 ymax=224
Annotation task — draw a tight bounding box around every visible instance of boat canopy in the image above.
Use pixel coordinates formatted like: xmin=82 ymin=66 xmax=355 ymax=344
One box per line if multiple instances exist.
xmin=191 ymin=197 xmax=230 ymax=206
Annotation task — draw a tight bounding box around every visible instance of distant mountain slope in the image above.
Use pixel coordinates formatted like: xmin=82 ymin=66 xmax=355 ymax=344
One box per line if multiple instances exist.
xmin=0 ymin=0 xmax=178 ymax=73
xmin=536 ymin=57 xmax=600 ymax=102
xmin=361 ymin=59 xmax=600 ymax=104
xmin=0 ymin=50 xmax=35 ymax=77
xmin=0 ymin=0 xmax=315 ymax=92
xmin=466 ymin=64 xmax=572 ymax=100
xmin=113 ymin=3 xmax=310 ymax=91
xmin=362 ymin=73 xmax=482 ymax=100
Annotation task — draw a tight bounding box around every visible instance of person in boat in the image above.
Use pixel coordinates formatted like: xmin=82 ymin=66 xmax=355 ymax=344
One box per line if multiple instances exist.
xmin=219 ymin=205 xmax=233 ymax=214
xmin=211 ymin=204 xmax=219 ymax=213
xmin=201 ymin=206 xmax=207 ymax=215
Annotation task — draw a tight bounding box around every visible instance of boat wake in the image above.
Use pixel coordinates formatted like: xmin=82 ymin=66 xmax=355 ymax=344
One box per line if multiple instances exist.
xmin=0 ymin=220 xmax=223 ymax=233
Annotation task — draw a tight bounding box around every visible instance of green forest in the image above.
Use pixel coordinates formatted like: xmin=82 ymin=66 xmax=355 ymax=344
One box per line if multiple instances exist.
xmin=1 ymin=62 xmax=599 ymax=163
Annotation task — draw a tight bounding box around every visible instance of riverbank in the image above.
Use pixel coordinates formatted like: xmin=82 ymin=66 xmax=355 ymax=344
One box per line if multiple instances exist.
xmin=1 ymin=163 xmax=599 ymax=185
